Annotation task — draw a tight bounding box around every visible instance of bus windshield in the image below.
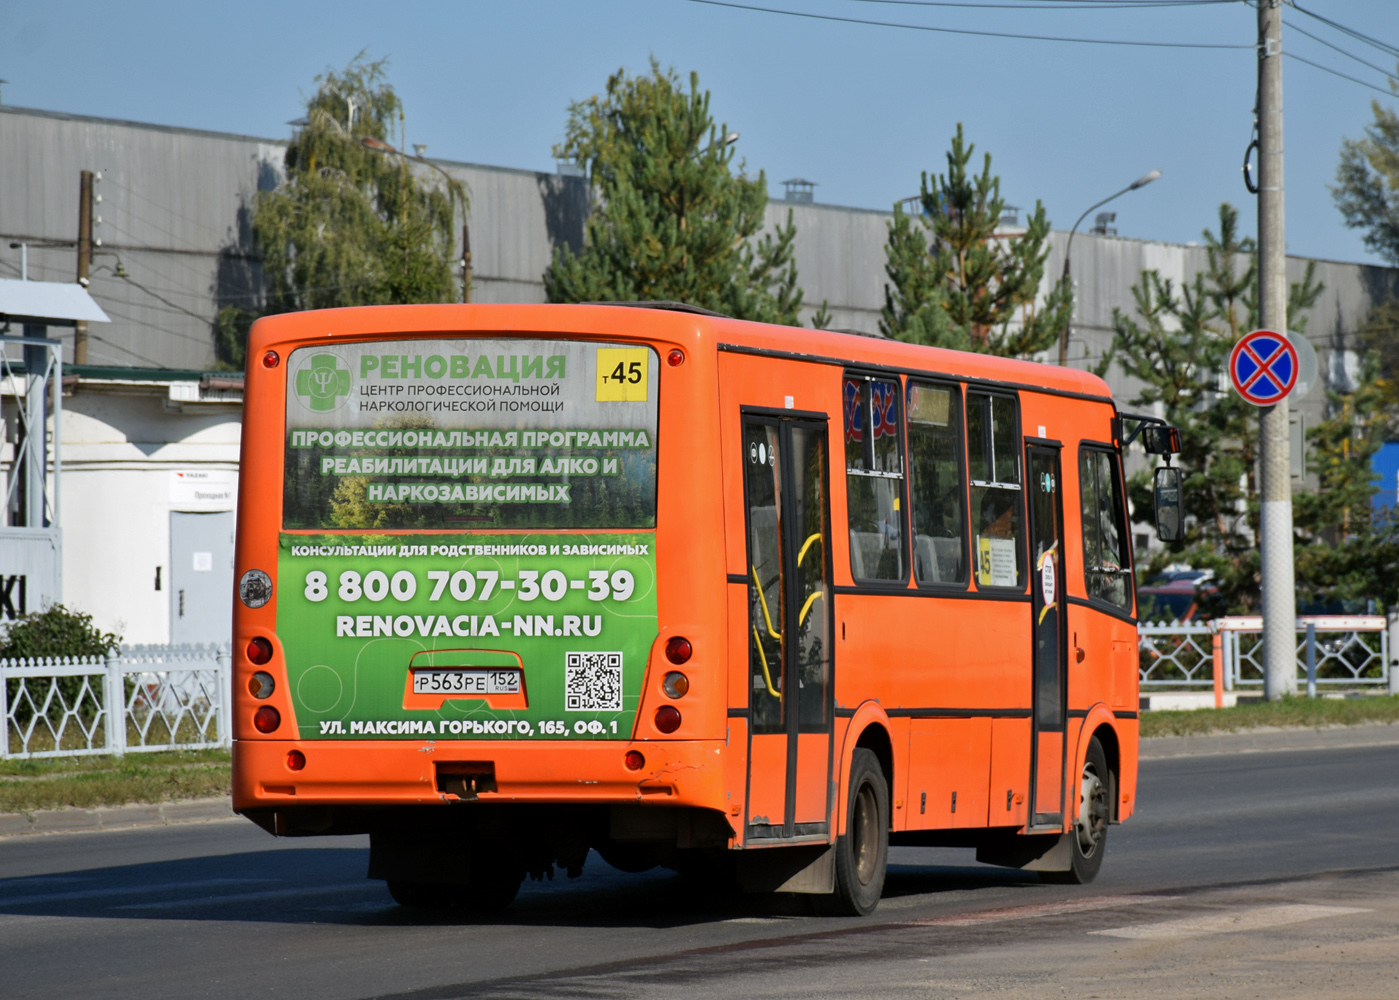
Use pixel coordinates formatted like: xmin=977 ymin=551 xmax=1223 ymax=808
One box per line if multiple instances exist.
xmin=282 ymin=338 xmax=658 ymax=531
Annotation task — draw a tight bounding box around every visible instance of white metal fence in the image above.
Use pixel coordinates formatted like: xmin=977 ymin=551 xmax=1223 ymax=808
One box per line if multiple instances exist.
xmin=1 ymin=644 xmax=230 ymax=759
xmin=1138 ymin=617 xmax=1394 ymax=694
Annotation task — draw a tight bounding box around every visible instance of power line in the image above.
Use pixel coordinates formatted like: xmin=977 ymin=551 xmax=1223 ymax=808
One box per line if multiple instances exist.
xmin=845 ymin=0 xmax=1234 ymax=8
xmin=1286 ymin=50 xmax=1395 ymax=98
xmin=1289 ymin=2 xmax=1399 ymax=62
xmin=680 ymin=0 xmax=1253 ymax=47
xmin=1285 ymin=18 xmax=1396 ymax=83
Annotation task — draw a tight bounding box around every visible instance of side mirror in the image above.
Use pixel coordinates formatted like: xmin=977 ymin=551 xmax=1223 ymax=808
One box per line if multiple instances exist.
xmin=1154 ymin=466 xmax=1184 ymax=542
xmin=1141 ymin=425 xmax=1182 ymax=456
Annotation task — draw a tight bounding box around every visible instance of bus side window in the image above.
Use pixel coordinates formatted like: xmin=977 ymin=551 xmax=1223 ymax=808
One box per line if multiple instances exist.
xmin=843 ymin=376 xmax=905 ymax=582
xmin=907 ymin=381 xmax=966 ymax=585
xmin=967 ymin=392 xmax=1023 ymax=589
xmin=1079 ymin=447 xmax=1133 ymax=611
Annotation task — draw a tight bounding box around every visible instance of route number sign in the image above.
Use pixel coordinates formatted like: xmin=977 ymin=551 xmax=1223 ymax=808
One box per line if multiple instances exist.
xmin=1229 ymin=329 xmax=1298 ymax=405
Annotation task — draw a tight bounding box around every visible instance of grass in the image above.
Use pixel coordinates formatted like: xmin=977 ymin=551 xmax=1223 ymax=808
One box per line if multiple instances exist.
xmin=0 ymin=749 xmax=231 ymax=814
xmin=2 ymin=698 xmax=1397 ymax=813
xmin=1141 ymin=694 xmax=1399 ymax=738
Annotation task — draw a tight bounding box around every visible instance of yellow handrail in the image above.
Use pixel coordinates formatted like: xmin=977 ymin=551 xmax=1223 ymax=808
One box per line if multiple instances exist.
xmin=799 ymin=590 xmax=823 ymax=626
xmin=751 ymin=565 xmax=782 ymax=640
xmin=752 ymin=626 xmax=781 ymax=698
xmin=797 ymin=532 xmax=823 ymax=568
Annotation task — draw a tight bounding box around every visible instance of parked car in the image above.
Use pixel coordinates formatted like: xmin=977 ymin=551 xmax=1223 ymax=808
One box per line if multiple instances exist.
xmin=1138 ymin=570 xmax=1217 ymax=622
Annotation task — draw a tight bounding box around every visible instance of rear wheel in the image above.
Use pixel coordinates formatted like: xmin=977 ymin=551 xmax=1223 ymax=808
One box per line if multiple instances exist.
xmin=386 ymin=861 xmax=523 ymax=913
xmin=827 ymin=748 xmax=889 ymax=915
xmin=1041 ymin=737 xmax=1110 ymax=885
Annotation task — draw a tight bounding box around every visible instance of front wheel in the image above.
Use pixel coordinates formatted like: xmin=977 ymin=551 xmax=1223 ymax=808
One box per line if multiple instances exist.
xmin=827 ymin=748 xmax=889 ymax=915
xmin=1041 ymin=736 xmax=1110 ymax=885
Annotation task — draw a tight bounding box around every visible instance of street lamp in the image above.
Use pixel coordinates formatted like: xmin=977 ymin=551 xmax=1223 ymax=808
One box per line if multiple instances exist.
xmin=359 ymin=137 xmax=472 ymax=302
xmin=1058 ymin=169 xmax=1161 ymax=366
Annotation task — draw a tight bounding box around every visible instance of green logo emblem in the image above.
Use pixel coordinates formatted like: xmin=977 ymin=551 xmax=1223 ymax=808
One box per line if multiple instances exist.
xmin=295 ymin=354 xmax=351 ymax=411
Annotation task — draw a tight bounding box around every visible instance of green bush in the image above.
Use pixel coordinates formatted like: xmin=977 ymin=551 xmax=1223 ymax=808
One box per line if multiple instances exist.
xmin=0 ymin=604 xmax=121 ymax=661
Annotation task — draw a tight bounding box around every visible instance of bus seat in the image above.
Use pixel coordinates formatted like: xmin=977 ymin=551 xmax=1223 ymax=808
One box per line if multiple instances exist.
xmin=849 ymin=531 xmax=884 ymax=580
xmin=913 ymin=535 xmax=941 ymax=584
xmin=933 ymin=536 xmax=962 ymax=581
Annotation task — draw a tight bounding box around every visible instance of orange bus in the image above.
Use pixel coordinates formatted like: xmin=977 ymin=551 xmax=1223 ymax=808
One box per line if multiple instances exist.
xmin=232 ymin=303 xmax=1178 ymax=915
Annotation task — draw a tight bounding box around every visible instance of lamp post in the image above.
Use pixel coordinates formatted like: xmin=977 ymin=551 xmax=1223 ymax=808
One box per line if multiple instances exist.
xmin=1058 ymin=169 xmax=1161 ymax=367
xmin=359 ymin=137 xmax=471 ymax=302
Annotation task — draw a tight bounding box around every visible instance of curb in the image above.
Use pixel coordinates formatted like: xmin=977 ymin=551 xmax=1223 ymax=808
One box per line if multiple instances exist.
xmin=1141 ymin=722 xmax=1399 ymax=759
xmin=0 ymin=797 xmax=235 ymax=838
xmin=4 ymin=726 xmax=1397 ymax=836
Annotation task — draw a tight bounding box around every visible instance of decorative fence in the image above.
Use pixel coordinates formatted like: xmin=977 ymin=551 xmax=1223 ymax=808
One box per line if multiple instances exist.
xmin=1138 ymin=617 xmax=1394 ymax=694
xmin=1 ymin=644 xmax=230 ymax=759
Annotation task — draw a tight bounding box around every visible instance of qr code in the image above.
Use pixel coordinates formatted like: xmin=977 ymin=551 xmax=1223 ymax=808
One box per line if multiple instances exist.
xmin=565 ymin=651 xmax=623 ymax=711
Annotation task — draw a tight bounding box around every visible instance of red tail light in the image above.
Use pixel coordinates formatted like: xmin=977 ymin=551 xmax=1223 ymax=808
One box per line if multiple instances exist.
xmin=624 ymin=750 xmax=645 ymax=771
xmin=262 ymin=351 xmax=280 ymax=368
xmin=286 ymin=750 xmax=306 ymax=771
xmin=247 ymin=637 xmax=273 ymax=665
xmin=664 ymin=636 xmax=692 ymax=664
xmin=253 ymin=706 xmax=281 ymax=733
xmin=654 ymin=706 xmax=681 ymax=734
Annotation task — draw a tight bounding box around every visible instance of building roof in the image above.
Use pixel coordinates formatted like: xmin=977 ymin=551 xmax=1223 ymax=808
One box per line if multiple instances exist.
xmin=0 ymin=278 xmax=110 ymax=326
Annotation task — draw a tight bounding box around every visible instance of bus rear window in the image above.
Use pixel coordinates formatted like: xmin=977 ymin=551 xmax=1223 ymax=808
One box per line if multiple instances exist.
xmin=281 ymin=338 xmax=658 ymax=530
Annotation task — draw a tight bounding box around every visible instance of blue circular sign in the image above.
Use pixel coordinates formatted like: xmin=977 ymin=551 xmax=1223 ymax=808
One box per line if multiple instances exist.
xmin=1229 ymin=329 xmax=1298 ymax=405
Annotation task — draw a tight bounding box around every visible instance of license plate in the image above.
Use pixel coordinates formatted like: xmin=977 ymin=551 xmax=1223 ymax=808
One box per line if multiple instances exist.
xmin=412 ymin=669 xmax=521 ymax=695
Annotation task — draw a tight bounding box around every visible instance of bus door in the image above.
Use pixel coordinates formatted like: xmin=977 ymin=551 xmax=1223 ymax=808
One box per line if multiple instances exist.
xmin=742 ymin=414 xmax=834 ymax=841
xmin=1026 ymin=444 xmax=1067 ymax=830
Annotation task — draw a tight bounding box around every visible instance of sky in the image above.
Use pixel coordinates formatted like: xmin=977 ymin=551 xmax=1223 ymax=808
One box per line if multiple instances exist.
xmin=2 ymin=0 xmax=1397 ymax=265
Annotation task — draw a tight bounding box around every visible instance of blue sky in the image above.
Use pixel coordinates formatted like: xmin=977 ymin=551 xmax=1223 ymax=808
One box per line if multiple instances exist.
xmin=3 ymin=0 xmax=1397 ymax=264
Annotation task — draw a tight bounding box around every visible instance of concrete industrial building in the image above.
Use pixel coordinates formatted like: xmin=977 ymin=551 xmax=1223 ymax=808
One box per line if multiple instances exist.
xmin=2 ymin=103 xmax=1394 ymax=643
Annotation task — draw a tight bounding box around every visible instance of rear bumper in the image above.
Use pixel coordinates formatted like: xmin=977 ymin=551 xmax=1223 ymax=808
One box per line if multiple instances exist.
xmin=232 ymin=738 xmax=728 ymax=812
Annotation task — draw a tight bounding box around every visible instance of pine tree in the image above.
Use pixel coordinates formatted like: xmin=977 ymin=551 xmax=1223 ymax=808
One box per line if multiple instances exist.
xmin=1111 ymin=204 xmax=1322 ymax=615
xmin=880 ymin=124 xmax=1071 ymax=357
xmin=1333 ymin=76 xmax=1399 ymax=264
xmin=235 ymin=54 xmax=463 ymax=367
xmin=544 ymin=60 xmax=814 ymax=325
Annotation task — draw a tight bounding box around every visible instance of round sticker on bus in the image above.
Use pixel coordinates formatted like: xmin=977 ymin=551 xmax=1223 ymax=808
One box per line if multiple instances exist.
xmin=1040 ymin=553 xmax=1055 ymax=607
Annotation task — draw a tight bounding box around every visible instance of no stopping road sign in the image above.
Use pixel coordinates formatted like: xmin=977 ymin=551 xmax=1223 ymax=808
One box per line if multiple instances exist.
xmin=1229 ymin=329 xmax=1298 ymax=405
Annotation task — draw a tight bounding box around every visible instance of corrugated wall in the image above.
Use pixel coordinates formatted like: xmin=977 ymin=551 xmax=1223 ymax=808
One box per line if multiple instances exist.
xmin=5 ymin=104 xmax=1396 ymax=451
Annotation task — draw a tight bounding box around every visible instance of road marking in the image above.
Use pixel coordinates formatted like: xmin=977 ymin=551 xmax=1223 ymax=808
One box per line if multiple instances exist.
xmin=112 ymin=882 xmax=369 ymax=910
xmin=0 ymin=878 xmax=270 ymax=907
xmin=1092 ymin=903 xmax=1370 ymax=939
xmin=904 ymin=894 xmax=1177 ymax=927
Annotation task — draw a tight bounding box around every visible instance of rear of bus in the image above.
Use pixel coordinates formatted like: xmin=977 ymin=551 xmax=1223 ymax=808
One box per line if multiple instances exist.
xmin=231 ymin=304 xmax=731 ymax=906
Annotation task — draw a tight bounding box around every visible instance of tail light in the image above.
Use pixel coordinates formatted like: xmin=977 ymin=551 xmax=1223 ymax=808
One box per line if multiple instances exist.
xmin=253 ymin=706 xmax=281 ymax=734
xmin=285 ymin=750 xmax=306 ymax=771
xmin=654 ymin=706 xmax=681 ymax=734
xmin=662 ymin=671 xmax=689 ymax=698
xmin=247 ymin=637 xmax=273 ymax=665
xmin=664 ymin=636 xmax=692 ymax=664
xmin=624 ymin=750 xmax=645 ymax=771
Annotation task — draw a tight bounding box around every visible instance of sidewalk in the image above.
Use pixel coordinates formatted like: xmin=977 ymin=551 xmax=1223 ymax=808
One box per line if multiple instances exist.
xmin=1140 ymin=721 xmax=1399 ymax=759
xmin=0 ymin=796 xmax=234 ymax=838
xmin=4 ymin=724 xmax=1398 ymax=837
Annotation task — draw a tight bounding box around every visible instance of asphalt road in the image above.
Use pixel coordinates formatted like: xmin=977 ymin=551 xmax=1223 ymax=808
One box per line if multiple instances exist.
xmin=3 ymin=743 xmax=1399 ymax=1000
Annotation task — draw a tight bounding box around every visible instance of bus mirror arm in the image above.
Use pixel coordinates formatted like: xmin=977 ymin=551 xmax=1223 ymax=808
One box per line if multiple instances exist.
xmin=1117 ymin=413 xmax=1182 ymax=456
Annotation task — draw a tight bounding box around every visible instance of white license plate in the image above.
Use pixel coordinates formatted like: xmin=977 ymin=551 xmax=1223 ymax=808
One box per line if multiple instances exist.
xmin=412 ymin=669 xmax=521 ymax=695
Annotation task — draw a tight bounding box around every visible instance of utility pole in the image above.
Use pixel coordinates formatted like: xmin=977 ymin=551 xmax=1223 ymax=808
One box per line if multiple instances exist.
xmin=1257 ymin=0 xmax=1296 ymax=699
xmin=74 ymin=170 xmax=94 ymax=365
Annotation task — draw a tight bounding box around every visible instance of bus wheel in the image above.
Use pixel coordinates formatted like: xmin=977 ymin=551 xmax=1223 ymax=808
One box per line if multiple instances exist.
xmin=1041 ymin=737 xmax=1110 ymax=885
xmin=828 ymin=748 xmax=889 ymax=916
xmin=386 ymin=880 xmax=454 ymax=909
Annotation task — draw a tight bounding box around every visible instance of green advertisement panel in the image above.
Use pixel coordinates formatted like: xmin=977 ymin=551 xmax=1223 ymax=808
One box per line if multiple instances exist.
xmin=276 ymin=532 xmax=657 ymax=741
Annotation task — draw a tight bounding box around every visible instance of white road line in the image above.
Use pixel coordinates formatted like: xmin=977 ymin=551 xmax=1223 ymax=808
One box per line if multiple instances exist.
xmin=0 ymin=878 xmax=271 ymax=907
xmin=904 ymin=894 xmax=1178 ymax=927
xmin=1092 ymin=903 xmax=1371 ymax=939
xmin=112 ymin=882 xmax=370 ymax=910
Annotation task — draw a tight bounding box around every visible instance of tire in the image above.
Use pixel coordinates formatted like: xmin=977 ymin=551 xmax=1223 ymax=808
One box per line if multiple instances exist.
xmin=1041 ymin=736 xmax=1110 ymax=885
xmin=386 ymin=880 xmax=454 ymax=909
xmin=827 ymin=748 xmax=889 ymax=916
xmin=387 ymin=865 xmax=523 ymax=913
